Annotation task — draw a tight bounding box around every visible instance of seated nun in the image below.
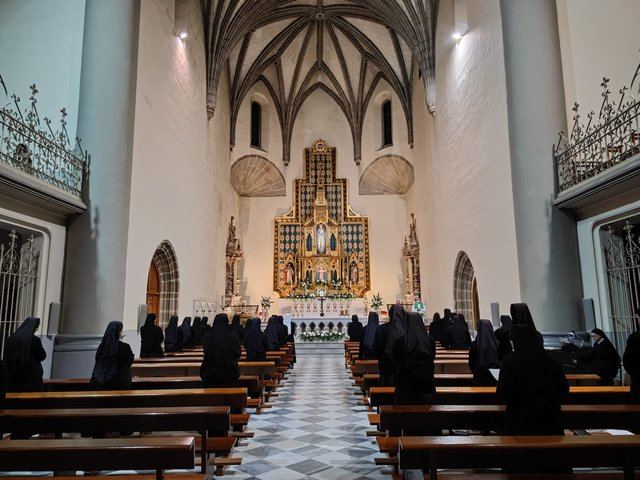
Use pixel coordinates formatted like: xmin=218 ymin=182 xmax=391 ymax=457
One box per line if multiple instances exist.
xmin=428 ymin=312 xmax=444 ymax=342
xmin=348 ymin=314 xmax=364 ymax=342
xmin=468 ymin=319 xmax=500 ymax=386
xmin=624 ymin=315 xmax=640 ymax=402
xmin=180 ymin=317 xmax=195 ymax=348
xmin=244 ymin=318 xmax=269 ymax=361
xmin=90 ymin=321 xmax=135 ymax=390
xmin=139 ymin=313 xmax=164 ymax=358
xmin=286 ymin=322 xmax=297 ymax=343
xmin=200 ymin=313 xmax=241 ymax=387
xmin=588 ymin=328 xmax=621 ymax=385
xmin=276 ymin=315 xmax=288 ymax=346
xmin=164 ymin=315 xmax=182 ymax=353
xmin=497 ymin=319 xmax=569 ymax=436
xmin=359 ymin=312 xmax=380 ymax=359
xmin=442 ymin=313 xmax=471 ymax=349
xmin=495 ymin=315 xmax=514 ymax=361
xmin=373 ymin=306 xmax=400 ymax=387
xmin=265 ymin=316 xmax=280 ymax=350
xmin=230 ymin=314 xmax=245 ymax=343
xmin=5 ymin=317 xmax=46 ymax=392
xmin=390 ymin=311 xmax=436 ymax=405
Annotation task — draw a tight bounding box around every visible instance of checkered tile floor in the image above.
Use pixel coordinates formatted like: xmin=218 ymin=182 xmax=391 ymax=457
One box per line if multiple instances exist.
xmin=226 ymin=354 xmax=388 ymax=480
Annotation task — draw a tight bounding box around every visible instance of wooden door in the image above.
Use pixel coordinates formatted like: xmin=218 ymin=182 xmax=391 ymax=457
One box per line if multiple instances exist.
xmin=471 ymin=277 xmax=480 ymax=329
xmin=146 ymin=261 xmax=160 ymax=316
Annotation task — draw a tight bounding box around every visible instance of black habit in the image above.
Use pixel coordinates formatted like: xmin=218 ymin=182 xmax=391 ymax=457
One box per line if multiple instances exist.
xmin=200 ymin=314 xmax=241 ymax=387
xmin=140 ymin=313 xmax=164 ymax=358
xmin=5 ymin=317 xmax=46 ymax=392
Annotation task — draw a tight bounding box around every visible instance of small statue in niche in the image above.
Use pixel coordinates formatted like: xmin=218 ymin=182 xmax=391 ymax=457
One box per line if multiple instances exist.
xmin=285 ymin=262 xmax=295 ymax=285
xmin=349 ymin=261 xmax=359 ymax=285
xmin=316 ymin=224 xmax=327 ymax=254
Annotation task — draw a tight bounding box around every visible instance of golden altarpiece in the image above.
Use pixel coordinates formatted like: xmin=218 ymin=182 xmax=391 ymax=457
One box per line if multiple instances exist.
xmin=273 ymin=140 xmax=370 ymax=298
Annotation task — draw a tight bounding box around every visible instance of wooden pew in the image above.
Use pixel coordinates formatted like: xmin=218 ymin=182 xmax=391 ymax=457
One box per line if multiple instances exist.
xmin=368 ymin=386 xmax=632 ymax=409
xmin=399 ymin=435 xmax=640 ymax=480
xmin=4 ymin=388 xmax=248 ymax=410
xmin=0 ymin=406 xmax=228 ymax=473
xmin=354 ymin=359 xmax=471 ymax=376
xmin=361 ymin=373 xmax=601 ymax=391
xmin=0 ymin=437 xmax=195 ymax=480
xmin=131 ymin=361 xmax=277 ymax=379
xmin=377 ymin=404 xmax=640 ymax=435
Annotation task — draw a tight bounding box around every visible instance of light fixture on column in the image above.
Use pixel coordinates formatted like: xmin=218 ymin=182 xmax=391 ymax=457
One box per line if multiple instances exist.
xmin=453 ymin=0 xmax=468 ymax=43
xmin=175 ymin=0 xmax=188 ymax=42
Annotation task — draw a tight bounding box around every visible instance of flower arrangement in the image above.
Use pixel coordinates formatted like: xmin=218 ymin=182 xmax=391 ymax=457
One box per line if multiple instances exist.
xmin=285 ymin=292 xmax=316 ymax=300
xmin=299 ymin=330 xmax=346 ymax=342
xmin=260 ymin=296 xmax=273 ymax=310
xmin=300 ymin=280 xmax=309 ymax=290
xmin=371 ymin=292 xmax=383 ymax=312
xmin=330 ymin=279 xmax=343 ymax=289
xmin=327 ymin=293 xmax=355 ymax=299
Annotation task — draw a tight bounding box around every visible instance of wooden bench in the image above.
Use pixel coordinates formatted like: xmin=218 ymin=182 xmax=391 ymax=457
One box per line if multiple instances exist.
xmin=398 ymin=435 xmax=640 ymax=480
xmin=4 ymin=388 xmax=248 ymax=411
xmin=377 ymin=404 xmax=640 ymax=435
xmin=0 ymin=406 xmax=228 ymax=473
xmin=354 ymin=359 xmax=471 ymax=376
xmin=131 ymin=361 xmax=277 ymax=379
xmin=0 ymin=437 xmax=195 ymax=480
xmin=361 ymin=373 xmax=601 ymax=392
xmin=369 ymin=386 xmax=631 ymax=409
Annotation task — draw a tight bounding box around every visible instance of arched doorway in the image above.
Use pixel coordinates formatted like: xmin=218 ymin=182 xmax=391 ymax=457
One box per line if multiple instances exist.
xmin=146 ymin=240 xmax=179 ymax=328
xmin=453 ymin=251 xmax=480 ymax=328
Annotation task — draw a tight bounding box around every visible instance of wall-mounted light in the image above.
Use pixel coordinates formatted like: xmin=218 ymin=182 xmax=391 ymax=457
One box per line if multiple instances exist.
xmin=453 ymin=0 xmax=468 ymax=43
xmin=175 ymin=0 xmax=188 ymax=42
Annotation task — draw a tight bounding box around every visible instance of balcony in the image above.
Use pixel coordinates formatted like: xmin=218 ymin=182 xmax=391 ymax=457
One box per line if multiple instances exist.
xmin=0 ymin=77 xmax=87 ymax=215
xmin=554 ymin=64 xmax=640 ymax=212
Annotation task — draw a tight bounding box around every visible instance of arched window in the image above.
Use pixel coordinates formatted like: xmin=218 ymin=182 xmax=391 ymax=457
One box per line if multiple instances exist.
xmin=382 ymin=99 xmax=393 ymax=147
xmin=251 ymin=101 xmax=262 ymax=148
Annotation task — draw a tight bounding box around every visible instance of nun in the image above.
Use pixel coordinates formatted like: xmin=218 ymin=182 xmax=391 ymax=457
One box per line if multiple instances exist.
xmin=360 ymin=312 xmax=380 ymax=359
xmin=139 ymin=313 xmax=164 ymax=358
xmin=4 ymin=317 xmax=46 ymax=392
xmin=191 ymin=316 xmax=203 ymax=345
xmin=164 ymin=315 xmax=181 ymax=353
xmin=276 ymin=315 xmax=288 ymax=346
xmin=497 ymin=322 xmax=569 ymax=435
xmin=230 ymin=314 xmax=245 ymax=343
xmin=348 ymin=314 xmax=364 ymax=342
xmin=589 ymin=328 xmax=621 ymax=385
xmin=623 ymin=320 xmax=640 ymax=402
xmin=200 ymin=313 xmax=241 ymax=387
xmin=469 ymin=319 xmax=500 ymax=386
xmin=495 ymin=315 xmax=514 ymax=361
xmin=202 ymin=316 xmax=211 ymax=336
xmin=244 ymin=317 xmax=268 ymax=361
xmin=0 ymin=358 xmax=6 ymax=404
xmin=391 ymin=311 xmax=436 ymax=405
xmin=90 ymin=321 xmax=135 ymax=390
xmin=286 ymin=322 xmax=297 ymax=343
xmin=442 ymin=313 xmax=471 ymax=349
xmin=180 ymin=317 xmax=195 ymax=348
xmin=373 ymin=305 xmax=402 ymax=386
xmin=428 ymin=312 xmax=444 ymax=342
xmin=265 ymin=316 xmax=280 ymax=350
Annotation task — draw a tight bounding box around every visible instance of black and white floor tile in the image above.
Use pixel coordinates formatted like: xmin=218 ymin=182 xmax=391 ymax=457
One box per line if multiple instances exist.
xmin=226 ymin=354 xmax=388 ymax=480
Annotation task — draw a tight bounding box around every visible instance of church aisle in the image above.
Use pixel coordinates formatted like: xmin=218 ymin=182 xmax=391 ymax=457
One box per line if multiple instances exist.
xmin=230 ymin=354 xmax=385 ymax=480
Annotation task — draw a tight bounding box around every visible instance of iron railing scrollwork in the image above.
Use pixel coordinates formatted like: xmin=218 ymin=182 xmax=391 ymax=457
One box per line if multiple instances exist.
xmin=0 ymin=74 xmax=87 ymax=197
xmin=554 ymin=58 xmax=640 ymax=193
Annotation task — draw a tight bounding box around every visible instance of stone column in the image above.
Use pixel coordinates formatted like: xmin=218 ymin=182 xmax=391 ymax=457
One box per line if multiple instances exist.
xmin=62 ymin=0 xmax=140 ymax=334
xmin=500 ymin=0 xmax=582 ymax=331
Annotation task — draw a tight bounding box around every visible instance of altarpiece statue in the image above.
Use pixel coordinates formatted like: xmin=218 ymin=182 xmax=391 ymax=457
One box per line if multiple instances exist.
xmin=273 ymin=140 xmax=370 ymax=297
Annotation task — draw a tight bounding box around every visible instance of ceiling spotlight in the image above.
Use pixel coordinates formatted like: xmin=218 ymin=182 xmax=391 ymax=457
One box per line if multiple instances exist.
xmin=452 ymin=32 xmax=463 ymax=42
xmin=178 ymin=31 xmax=188 ymax=41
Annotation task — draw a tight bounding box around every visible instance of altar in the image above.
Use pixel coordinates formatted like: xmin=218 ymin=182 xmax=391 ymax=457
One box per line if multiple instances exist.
xmin=279 ymin=297 xmax=366 ymax=322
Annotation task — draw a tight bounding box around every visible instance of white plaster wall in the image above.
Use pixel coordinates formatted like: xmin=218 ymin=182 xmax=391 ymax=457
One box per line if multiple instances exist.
xmin=556 ymin=0 xmax=640 ymax=129
xmin=232 ymin=82 xmax=284 ymax=170
xmin=237 ymin=88 xmax=408 ymax=308
xmin=0 ymin=0 xmax=85 ymax=139
xmin=360 ymin=79 xmax=414 ymax=172
xmin=406 ymin=0 xmax=521 ymax=320
xmin=122 ymin=0 xmax=237 ymax=330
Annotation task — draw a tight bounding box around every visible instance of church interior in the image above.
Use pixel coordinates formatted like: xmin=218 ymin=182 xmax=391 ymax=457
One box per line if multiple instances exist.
xmin=1 ymin=0 xmax=640 ymax=478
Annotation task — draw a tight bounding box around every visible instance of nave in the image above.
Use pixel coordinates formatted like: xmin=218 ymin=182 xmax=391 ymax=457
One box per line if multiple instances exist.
xmin=232 ymin=354 xmax=382 ymax=480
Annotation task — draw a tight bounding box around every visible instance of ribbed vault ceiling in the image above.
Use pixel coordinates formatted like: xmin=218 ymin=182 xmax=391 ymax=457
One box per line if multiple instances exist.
xmin=202 ymin=0 xmax=439 ymax=165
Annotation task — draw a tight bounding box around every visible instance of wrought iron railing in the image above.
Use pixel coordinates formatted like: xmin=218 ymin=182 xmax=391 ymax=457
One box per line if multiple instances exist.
xmin=554 ymin=59 xmax=640 ymax=193
xmin=0 ymin=74 xmax=86 ymax=197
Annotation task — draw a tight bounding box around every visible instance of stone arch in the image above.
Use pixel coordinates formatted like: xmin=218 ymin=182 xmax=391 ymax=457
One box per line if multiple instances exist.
xmin=453 ymin=251 xmax=479 ymax=328
xmin=150 ymin=240 xmax=179 ymax=328
xmin=230 ymin=155 xmax=286 ymax=197
xmin=359 ymin=155 xmax=414 ymax=195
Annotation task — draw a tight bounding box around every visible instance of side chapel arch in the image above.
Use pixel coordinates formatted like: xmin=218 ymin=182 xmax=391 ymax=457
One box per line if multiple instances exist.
xmin=453 ymin=251 xmax=479 ymax=328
